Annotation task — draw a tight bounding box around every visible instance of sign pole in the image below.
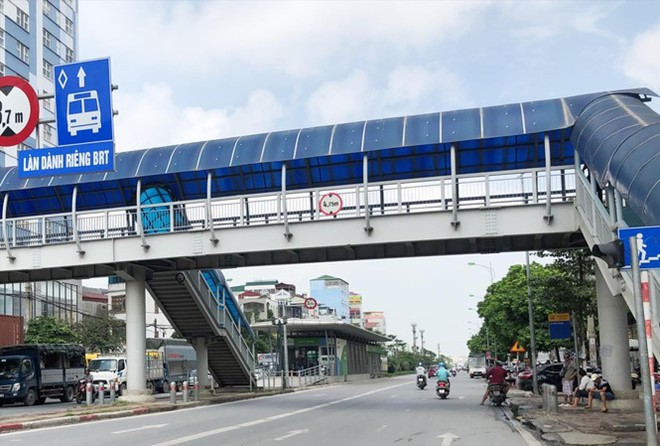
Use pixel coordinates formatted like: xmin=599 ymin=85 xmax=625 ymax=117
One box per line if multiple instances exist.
xmin=525 ymin=252 xmax=538 ymax=393
xmin=630 ymin=236 xmax=658 ymax=444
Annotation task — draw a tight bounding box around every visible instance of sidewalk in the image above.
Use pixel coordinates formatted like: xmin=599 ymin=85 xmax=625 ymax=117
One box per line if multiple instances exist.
xmin=506 ymin=388 xmax=651 ymax=445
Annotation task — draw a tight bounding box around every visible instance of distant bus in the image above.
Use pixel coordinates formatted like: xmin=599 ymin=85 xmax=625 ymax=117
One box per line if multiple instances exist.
xmin=67 ymin=90 xmax=101 ymax=136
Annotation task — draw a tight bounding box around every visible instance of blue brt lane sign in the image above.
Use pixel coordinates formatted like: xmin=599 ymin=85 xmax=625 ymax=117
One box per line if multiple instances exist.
xmin=18 ymin=58 xmax=115 ymax=178
xmin=619 ymin=226 xmax=660 ymax=269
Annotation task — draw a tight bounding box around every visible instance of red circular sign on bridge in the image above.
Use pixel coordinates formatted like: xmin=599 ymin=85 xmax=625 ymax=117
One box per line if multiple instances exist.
xmin=0 ymin=76 xmax=40 ymax=147
xmin=319 ymin=192 xmax=343 ymax=216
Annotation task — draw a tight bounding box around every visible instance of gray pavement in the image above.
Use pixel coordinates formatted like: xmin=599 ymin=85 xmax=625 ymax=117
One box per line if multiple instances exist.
xmin=0 ymin=382 xmax=655 ymax=445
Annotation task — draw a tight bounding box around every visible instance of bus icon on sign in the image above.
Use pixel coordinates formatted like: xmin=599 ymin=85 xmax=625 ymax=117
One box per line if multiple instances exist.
xmin=67 ymin=90 xmax=101 ymax=136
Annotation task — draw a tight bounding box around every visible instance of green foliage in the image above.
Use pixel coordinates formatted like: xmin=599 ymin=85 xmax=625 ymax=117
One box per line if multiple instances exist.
xmin=73 ymin=315 xmax=126 ymax=354
xmin=384 ymin=334 xmax=446 ymax=373
xmin=25 ymin=316 xmax=79 ymax=344
xmin=466 ymin=251 xmax=597 ymax=361
xmin=254 ymin=331 xmax=276 ymax=353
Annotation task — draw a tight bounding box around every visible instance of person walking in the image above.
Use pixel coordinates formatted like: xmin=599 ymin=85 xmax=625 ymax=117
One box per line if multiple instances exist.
xmin=560 ymin=352 xmax=578 ymax=405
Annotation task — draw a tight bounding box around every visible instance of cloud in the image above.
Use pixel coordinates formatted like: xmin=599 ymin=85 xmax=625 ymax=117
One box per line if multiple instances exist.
xmin=622 ymin=24 xmax=660 ymax=94
xmin=113 ymin=83 xmax=283 ymax=151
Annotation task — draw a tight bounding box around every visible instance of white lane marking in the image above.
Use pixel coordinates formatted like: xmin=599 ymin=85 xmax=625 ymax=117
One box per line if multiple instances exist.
xmin=376 ymin=425 xmax=388 ymax=432
xmin=274 ymin=429 xmax=308 ymax=441
xmin=150 ymin=382 xmax=409 ymax=446
xmin=437 ymin=432 xmax=460 ymax=445
xmin=112 ymin=424 xmax=168 ymax=434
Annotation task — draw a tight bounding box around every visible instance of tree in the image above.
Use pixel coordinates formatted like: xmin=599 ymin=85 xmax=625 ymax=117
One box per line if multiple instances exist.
xmin=25 ymin=316 xmax=79 ymax=344
xmin=73 ymin=315 xmax=126 ymax=354
xmin=467 ymin=261 xmax=584 ymax=361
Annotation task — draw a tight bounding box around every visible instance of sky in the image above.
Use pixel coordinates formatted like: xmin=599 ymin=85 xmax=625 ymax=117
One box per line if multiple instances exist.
xmin=77 ymin=0 xmax=660 ymax=360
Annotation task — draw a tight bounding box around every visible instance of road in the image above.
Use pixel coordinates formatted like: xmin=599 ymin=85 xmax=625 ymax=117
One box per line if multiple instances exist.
xmin=1 ymin=373 xmax=541 ymax=446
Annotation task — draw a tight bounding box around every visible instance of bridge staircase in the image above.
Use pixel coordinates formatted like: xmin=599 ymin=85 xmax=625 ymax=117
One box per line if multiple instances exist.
xmin=146 ymin=269 xmax=255 ymax=387
xmin=574 ymin=168 xmax=660 ymax=359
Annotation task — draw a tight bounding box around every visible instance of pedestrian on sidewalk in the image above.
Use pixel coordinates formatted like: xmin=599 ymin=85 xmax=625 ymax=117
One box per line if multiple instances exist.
xmin=571 ymin=369 xmax=594 ymax=407
xmin=587 ymin=374 xmax=615 ymax=413
xmin=560 ymin=352 xmax=578 ymax=405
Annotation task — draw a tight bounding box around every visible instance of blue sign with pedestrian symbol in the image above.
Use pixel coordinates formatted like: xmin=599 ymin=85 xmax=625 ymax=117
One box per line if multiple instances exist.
xmin=619 ymin=226 xmax=660 ymax=269
xmin=18 ymin=58 xmax=115 ymax=178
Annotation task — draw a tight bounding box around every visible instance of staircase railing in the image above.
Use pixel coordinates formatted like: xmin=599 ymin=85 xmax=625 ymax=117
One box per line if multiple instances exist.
xmin=182 ymin=270 xmax=256 ymax=377
xmin=574 ymin=167 xmax=660 ymax=358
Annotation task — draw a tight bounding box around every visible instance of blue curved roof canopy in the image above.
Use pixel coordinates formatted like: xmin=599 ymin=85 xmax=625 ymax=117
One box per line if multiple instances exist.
xmin=571 ymin=92 xmax=660 ymax=225
xmin=0 ymin=88 xmax=656 ymax=220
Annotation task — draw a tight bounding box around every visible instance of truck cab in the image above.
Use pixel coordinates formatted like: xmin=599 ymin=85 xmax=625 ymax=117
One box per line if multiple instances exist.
xmin=88 ymin=356 xmax=126 ymax=394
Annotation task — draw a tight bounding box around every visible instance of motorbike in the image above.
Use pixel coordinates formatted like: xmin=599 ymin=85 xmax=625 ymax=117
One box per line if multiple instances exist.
xmin=436 ymin=379 xmax=450 ymax=399
xmin=75 ymin=378 xmax=98 ymax=404
xmin=450 ymin=369 xmax=457 ymax=377
xmin=487 ymin=383 xmax=508 ymax=406
xmin=416 ymin=374 xmax=427 ymax=389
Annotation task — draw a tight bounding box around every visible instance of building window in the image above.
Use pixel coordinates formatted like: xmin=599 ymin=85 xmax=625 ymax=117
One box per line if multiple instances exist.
xmin=111 ymin=295 xmax=126 ymax=314
xmin=65 ymin=17 xmax=73 ymax=35
xmin=42 ymin=91 xmax=52 ymax=111
xmin=43 ymin=124 xmax=53 ymax=142
xmin=43 ymin=30 xmax=51 ymax=48
xmin=16 ymin=9 xmax=29 ymax=31
xmin=65 ymin=46 xmax=74 ymax=63
xmin=0 ymin=0 xmax=3 ymax=14
xmin=0 ymin=28 xmax=4 ymax=48
xmin=43 ymin=0 xmax=51 ymax=15
xmin=17 ymin=42 xmax=29 ymax=64
xmin=43 ymin=59 xmax=53 ymax=79
xmin=0 ymin=63 xmax=4 ymax=77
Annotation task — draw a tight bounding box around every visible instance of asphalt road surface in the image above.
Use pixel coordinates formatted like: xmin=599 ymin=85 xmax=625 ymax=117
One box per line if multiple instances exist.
xmin=1 ymin=373 xmax=541 ymax=446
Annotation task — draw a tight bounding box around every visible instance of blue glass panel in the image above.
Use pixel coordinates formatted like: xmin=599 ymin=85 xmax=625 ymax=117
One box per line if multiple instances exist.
xmin=197 ymin=138 xmax=237 ymax=170
xmin=364 ymin=117 xmax=404 ymax=151
xmin=522 ymin=99 xmax=568 ymax=133
xmin=565 ymin=93 xmax=602 ymax=121
xmin=0 ymin=169 xmax=28 ymax=191
xmin=231 ymin=134 xmax=268 ymax=166
xmin=295 ymin=126 xmax=333 ymax=159
xmin=404 ymin=113 xmax=440 ymax=146
xmin=331 ymin=122 xmax=364 ymax=155
xmin=104 ymin=151 xmax=146 ymax=180
xmin=168 ymin=142 xmax=205 ymax=172
xmin=442 ymin=108 xmax=481 ymax=142
xmin=482 ymin=104 xmax=524 ymax=138
xmin=262 ymin=130 xmax=299 ymax=162
xmin=68 ymin=171 xmax=107 ymax=187
xmin=136 ymin=146 xmax=178 ymax=177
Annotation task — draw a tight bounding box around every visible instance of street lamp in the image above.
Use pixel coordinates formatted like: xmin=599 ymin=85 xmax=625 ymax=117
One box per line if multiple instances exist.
xmin=468 ymin=296 xmax=490 ymax=351
xmin=272 ymin=298 xmax=290 ymax=389
xmin=467 ymin=261 xmax=495 ymax=283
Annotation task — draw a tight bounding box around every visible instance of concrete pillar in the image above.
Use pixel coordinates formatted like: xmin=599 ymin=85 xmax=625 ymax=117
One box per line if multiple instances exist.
xmin=195 ymin=337 xmax=210 ymax=391
xmin=123 ymin=269 xmax=154 ymax=402
xmin=595 ymin=267 xmax=632 ymax=392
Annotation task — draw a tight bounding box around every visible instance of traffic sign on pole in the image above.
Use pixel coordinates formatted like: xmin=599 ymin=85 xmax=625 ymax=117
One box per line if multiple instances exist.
xmin=619 ymin=226 xmax=660 ymax=270
xmin=0 ymin=76 xmax=40 ymax=147
xmin=510 ymin=341 xmax=525 ymax=353
xmin=18 ymin=58 xmax=115 ymax=178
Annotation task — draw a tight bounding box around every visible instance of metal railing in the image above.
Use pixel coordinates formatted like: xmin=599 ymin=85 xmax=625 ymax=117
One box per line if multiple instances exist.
xmin=184 ymin=270 xmax=256 ymax=376
xmin=255 ymin=365 xmax=328 ymax=390
xmin=574 ymin=168 xmax=660 ymax=356
xmin=0 ymin=167 xmax=576 ymax=250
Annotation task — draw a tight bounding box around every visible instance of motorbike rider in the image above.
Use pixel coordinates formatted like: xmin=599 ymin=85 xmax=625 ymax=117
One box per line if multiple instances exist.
xmin=83 ymin=367 xmax=93 ymax=384
xmin=436 ymin=362 xmax=451 ymax=386
xmin=415 ymin=362 xmax=427 ymax=386
xmin=480 ymin=361 xmax=508 ymax=405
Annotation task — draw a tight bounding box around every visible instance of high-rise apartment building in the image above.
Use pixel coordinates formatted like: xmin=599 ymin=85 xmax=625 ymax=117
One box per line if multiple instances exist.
xmin=0 ymin=0 xmax=79 ymax=167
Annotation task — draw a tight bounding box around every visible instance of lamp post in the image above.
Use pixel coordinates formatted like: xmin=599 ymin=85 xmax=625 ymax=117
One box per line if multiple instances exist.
xmin=272 ymin=298 xmax=290 ymax=390
xmin=468 ymin=295 xmax=490 ymax=351
xmin=525 ymin=251 xmax=538 ymax=394
xmin=468 ymin=261 xmax=495 ymax=283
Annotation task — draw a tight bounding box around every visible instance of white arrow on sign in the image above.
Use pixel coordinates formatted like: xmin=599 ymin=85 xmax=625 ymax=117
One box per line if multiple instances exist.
xmin=274 ymin=429 xmax=308 ymax=441
xmin=77 ymin=67 xmax=87 ymax=88
xmin=437 ymin=432 xmax=460 ymax=445
xmin=112 ymin=424 xmax=168 ymax=434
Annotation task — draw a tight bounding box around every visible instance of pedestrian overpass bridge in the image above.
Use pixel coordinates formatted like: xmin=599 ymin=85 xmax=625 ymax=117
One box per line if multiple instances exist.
xmin=1 ymin=88 xmax=658 ymax=395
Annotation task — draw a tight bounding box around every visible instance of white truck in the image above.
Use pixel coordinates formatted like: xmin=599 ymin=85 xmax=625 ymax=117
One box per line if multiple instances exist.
xmin=468 ymin=354 xmax=487 ymax=378
xmin=87 ymin=351 xmax=167 ymax=395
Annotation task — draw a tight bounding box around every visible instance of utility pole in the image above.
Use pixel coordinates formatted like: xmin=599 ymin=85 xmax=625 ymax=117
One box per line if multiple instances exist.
xmin=411 ymin=323 xmax=418 ymax=352
xmin=420 ymin=329 xmax=425 ymax=354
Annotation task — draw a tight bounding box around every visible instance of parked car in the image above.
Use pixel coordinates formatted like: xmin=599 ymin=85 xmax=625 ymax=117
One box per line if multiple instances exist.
xmin=517 ymin=362 xmax=564 ymax=392
xmin=427 ymin=365 xmax=438 ymax=378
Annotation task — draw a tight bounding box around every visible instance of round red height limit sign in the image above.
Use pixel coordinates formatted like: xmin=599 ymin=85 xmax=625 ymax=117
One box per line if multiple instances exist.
xmin=319 ymin=192 xmax=343 ymax=216
xmin=304 ymin=297 xmax=318 ymax=310
xmin=0 ymin=76 xmax=40 ymax=147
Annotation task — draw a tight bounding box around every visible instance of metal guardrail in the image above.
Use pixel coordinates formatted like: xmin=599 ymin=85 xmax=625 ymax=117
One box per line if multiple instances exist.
xmin=0 ymin=167 xmax=576 ymax=249
xmin=255 ymin=365 xmax=328 ymax=390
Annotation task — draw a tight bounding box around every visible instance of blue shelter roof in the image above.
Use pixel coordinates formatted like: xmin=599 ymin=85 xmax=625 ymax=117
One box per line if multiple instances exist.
xmin=1 ymin=88 xmax=656 ymax=221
